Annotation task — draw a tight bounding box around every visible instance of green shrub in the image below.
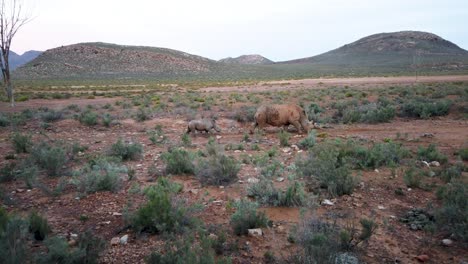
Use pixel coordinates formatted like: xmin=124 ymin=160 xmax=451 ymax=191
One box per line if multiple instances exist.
xmin=146 ymin=234 xmax=231 ymax=264
xmin=230 ymin=199 xmax=269 ymax=236
xmin=0 ymin=113 xmax=10 ymax=127
xmin=31 ymin=141 xmax=68 ymax=177
xmin=130 ymin=178 xmax=195 ymax=234
xmin=29 ymin=211 xmax=51 ymax=241
xmin=41 ymin=110 xmax=63 ymax=122
xmin=72 ymin=160 xmax=126 ymax=194
xmin=354 ymin=141 xmax=410 ymax=169
xmin=296 ymin=143 xmax=357 ymax=197
xmin=403 ymin=167 xmax=423 ymax=188
xmin=417 ymin=144 xmax=448 ymax=164
xmin=457 ymin=148 xmax=468 ymax=161
xmin=400 ymin=98 xmax=452 ymax=118
xmin=16 ymin=161 xmax=38 ymax=188
xmin=233 ymin=105 xmax=256 ymax=123
xmin=196 ymin=142 xmax=240 ymax=186
xmin=435 ymin=181 xmax=467 ymax=241
xmin=439 ymin=163 xmax=463 ymax=183
xmin=0 ymin=163 xmax=17 ymax=183
xmin=36 ymin=231 xmax=105 ymax=264
xmin=11 ymin=132 xmax=32 ymax=153
xmin=278 ymin=130 xmax=290 ymax=147
xmin=298 ymin=131 xmax=316 ymax=150
xmin=102 ymin=113 xmax=113 ymax=127
xmin=135 ymin=107 xmax=151 ymax=122
xmin=260 ymin=159 xmax=284 ymax=178
xmin=162 ymin=148 xmax=195 ymax=175
xmin=181 ymin=133 xmax=192 ymax=147
xmin=0 ymin=215 xmax=29 ymax=264
xmin=16 ymin=95 xmax=29 ymax=102
xmin=109 ymin=139 xmax=143 ymax=161
xmin=79 ymin=110 xmax=98 ymax=126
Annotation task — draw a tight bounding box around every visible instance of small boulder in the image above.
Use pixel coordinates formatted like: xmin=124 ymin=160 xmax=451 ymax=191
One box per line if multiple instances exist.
xmin=322 ymin=199 xmax=334 ymax=206
xmin=110 ymin=237 xmax=120 ymax=246
xmin=120 ymin=234 xmax=128 ymax=245
xmin=441 ymin=239 xmax=453 ymax=246
xmin=429 ymin=161 xmax=440 ymax=167
xmin=248 ymin=228 xmax=263 ymax=236
xmin=415 ymin=255 xmax=429 ymax=262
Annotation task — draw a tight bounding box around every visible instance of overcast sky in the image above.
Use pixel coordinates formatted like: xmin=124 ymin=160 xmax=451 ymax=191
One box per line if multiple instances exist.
xmin=13 ymin=0 xmax=468 ymax=61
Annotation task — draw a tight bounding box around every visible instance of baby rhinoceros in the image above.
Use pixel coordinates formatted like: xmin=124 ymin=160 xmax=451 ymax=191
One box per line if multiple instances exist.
xmin=186 ymin=118 xmax=221 ymax=134
xmin=252 ymin=104 xmax=311 ymax=134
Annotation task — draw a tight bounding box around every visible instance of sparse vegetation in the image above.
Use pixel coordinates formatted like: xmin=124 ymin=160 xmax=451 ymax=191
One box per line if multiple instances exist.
xmin=230 ymin=199 xmax=269 ymax=236
xmin=109 ymin=139 xmax=143 ymax=161
xmin=161 ymin=148 xmax=195 ymax=175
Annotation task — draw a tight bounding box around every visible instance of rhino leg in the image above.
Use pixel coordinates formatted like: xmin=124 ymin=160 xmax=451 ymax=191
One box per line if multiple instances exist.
xmin=290 ymin=120 xmax=303 ymax=134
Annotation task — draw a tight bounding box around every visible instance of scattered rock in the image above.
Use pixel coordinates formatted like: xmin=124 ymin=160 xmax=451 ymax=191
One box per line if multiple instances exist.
xmin=16 ymin=188 xmax=25 ymax=193
xmin=421 ymin=133 xmax=434 ymax=138
xmin=216 ymin=135 xmax=222 ymax=140
xmin=120 ymin=234 xmax=128 ymax=245
xmin=429 ymin=161 xmax=440 ymax=167
xmin=400 ymin=208 xmax=434 ymax=231
xmin=189 ymin=189 xmax=199 ymax=194
xmin=322 ymin=199 xmax=334 ymax=206
xmin=208 ymin=233 xmax=218 ymax=240
xmin=112 ymin=212 xmax=122 ymax=216
xmin=110 ymin=237 xmax=120 ymax=246
xmin=335 ymin=252 xmax=359 ymax=264
xmin=422 ymin=161 xmax=430 ymax=167
xmin=248 ymin=228 xmax=263 ymax=236
xmin=374 ymin=169 xmax=379 ymax=173
xmin=282 ymin=147 xmax=292 ymax=153
xmin=212 ymin=200 xmax=223 ymax=205
xmin=415 ymin=254 xmax=429 ymax=262
xmin=247 ymin=177 xmax=259 ymax=183
xmin=442 ymin=239 xmax=453 ymax=246
xmin=291 ymin=144 xmax=299 ymax=151
xmin=276 ymin=177 xmax=285 ymax=182
xmin=378 ymin=205 xmax=386 ymax=210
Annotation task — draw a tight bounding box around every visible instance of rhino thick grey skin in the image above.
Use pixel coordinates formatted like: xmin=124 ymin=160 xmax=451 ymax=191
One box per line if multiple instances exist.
xmin=252 ymin=104 xmax=311 ymax=134
xmin=187 ymin=118 xmax=221 ymax=134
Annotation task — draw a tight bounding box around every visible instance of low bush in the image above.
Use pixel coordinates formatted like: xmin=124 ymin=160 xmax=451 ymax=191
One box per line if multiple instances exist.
xmin=230 ymin=199 xmax=269 ymax=236
xmin=400 ymin=98 xmax=452 ymax=119
xmin=278 ymin=130 xmax=290 ymax=147
xmin=109 ymin=139 xmax=143 ymax=161
xmin=130 ymin=178 xmax=195 ymax=234
xmin=41 ymin=110 xmax=63 ymax=123
xmin=439 ymin=163 xmax=463 ymax=183
xmin=135 ymin=107 xmax=151 ymax=122
xmin=0 ymin=215 xmax=29 ymax=264
xmin=0 ymin=163 xmax=17 ymax=183
xmin=296 ymin=143 xmax=357 ymax=197
xmin=28 ymin=211 xmax=51 ymax=241
xmin=146 ymin=234 xmax=231 ymax=264
xmin=78 ymin=109 xmax=99 ymax=126
xmin=435 ymin=181 xmax=467 ymax=241
xmin=72 ymin=160 xmax=126 ymax=194
xmin=102 ymin=113 xmax=113 ymax=127
xmin=162 ymin=148 xmax=195 ymax=175
xmin=196 ymin=141 xmax=240 ymax=186
xmin=31 ymin=141 xmax=68 ymax=177
xmin=0 ymin=113 xmax=10 ymax=127
xmin=11 ymin=132 xmax=32 ymax=154
xmin=233 ymin=105 xmax=256 ymax=123
xmin=403 ymin=167 xmax=424 ymax=188
xmin=417 ymin=144 xmax=448 ymax=164
xmin=457 ymin=148 xmax=468 ymax=161
xmin=36 ymin=231 xmax=105 ymax=264
xmin=298 ymin=130 xmax=317 ymax=150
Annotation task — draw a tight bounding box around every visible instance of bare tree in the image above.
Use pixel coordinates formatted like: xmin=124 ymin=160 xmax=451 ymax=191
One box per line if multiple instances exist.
xmin=0 ymin=0 xmax=30 ymax=106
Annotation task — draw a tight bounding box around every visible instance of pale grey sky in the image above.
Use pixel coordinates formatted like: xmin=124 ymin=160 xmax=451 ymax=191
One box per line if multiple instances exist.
xmin=14 ymin=0 xmax=468 ymax=61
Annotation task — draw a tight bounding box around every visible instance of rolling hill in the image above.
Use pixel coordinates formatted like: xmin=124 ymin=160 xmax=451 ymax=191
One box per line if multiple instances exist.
xmin=219 ymin=54 xmax=273 ymax=65
xmin=280 ymin=31 xmax=468 ymax=69
xmin=13 ymin=31 xmax=468 ymax=82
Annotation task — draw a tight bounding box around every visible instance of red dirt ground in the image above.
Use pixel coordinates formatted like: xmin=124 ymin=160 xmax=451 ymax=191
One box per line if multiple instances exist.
xmin=0 ymin=75 xmax=467 ymax=263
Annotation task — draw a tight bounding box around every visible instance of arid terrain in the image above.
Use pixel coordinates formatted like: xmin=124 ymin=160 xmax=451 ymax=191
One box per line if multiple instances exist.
xmin=0 ymin=75 xmax=467 ymax=264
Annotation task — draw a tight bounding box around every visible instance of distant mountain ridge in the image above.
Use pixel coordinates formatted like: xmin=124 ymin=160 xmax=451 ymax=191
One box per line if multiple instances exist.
xmin=281 ymin=31 xmax=468 ymax=66
xmin=219 ymin=54 xmax=273 ymax=65
xmin=14 ymin=31 xmax=468 ymax=80
xmin=9 ymin=50 xmax=42 ymax=70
